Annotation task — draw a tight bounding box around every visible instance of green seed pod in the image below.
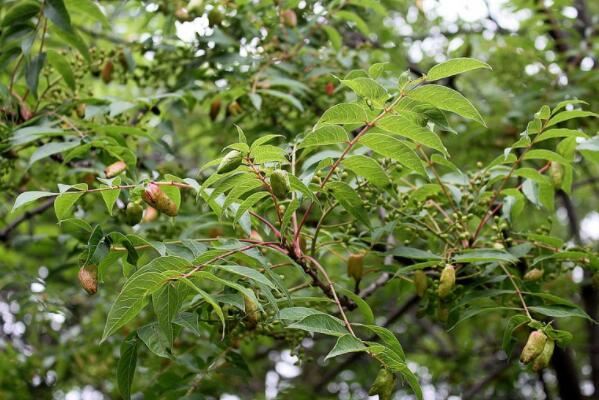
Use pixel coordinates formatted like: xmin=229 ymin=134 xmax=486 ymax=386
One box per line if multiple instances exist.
xmin=104 ymin=160 xmax=127 ymax=178
xmin=532 ymin=339 xmax=555 ymax=372
xmin=368 ymin=368 xmax=396 ymax=400
xmin=142 ymin=183 xmax=178 ymax=217
xmin=270 ymin=169 xmax=291 ymax=199
xmin=550 ymin=162 xmax=564 ymax=187
xmin=217 ymin=150 xmax=243 ymax=174
xmin=244 ymin=294 xmax=260 ymax=329
xmin=437 ymin=264 xmax=455 ymax=298
xmin=414 ymin=270 xmax=428 ymax=297
xmin=78 ymin=264 xmax=98 ymax=295
xmin=520 ymin=330 xmax=547 ymax=364
xmin=347 ymin=252 xmax=365 ymax=281
xmin=125 ymin=202 xmax=143 ymax=226
xmin=524 ymin=268 xmax=544 ymax=282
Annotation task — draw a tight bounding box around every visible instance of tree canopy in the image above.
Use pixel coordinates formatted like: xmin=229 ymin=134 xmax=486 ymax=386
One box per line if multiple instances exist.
xmin=1 ymin=1 xmax=598 ymax=399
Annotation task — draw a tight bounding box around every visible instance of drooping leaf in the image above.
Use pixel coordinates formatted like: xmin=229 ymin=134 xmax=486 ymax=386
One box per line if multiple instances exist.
xmin=426 ymin=58 xmax=491 ymax=81
xmin=325 ymin=334 xmax=367 ymax=360
xmin=359 ymin=132 xmax=426 ymax=175
xmin=117 ymin=333 xmax=139 ymax=400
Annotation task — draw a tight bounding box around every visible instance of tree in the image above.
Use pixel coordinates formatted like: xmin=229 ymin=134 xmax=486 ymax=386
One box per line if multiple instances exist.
xmin=1 ymin=1 xmax=598 ymax=399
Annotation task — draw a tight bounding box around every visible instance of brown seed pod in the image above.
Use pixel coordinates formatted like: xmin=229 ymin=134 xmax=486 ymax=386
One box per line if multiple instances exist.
xmin=78 ymin=264 xmax=98 ymax=295
xmin=347 ymin=252 xmax=365 ymax=281
xmin=368 ymin=368 xmax=396 ymax=400
xmin=281 ymin=9 xmax=297 ymax=27
xmin=437 ymin=264 xmax=455 ymax=298
xmin=523 ymin=268 xmax=544 ymax=282
xmin=414 ymin=270 xmax=428 ymax=297
xmin=101 ymin=60 xmax=114 ymax=84
xmin=532 ymin=339 xmax=555 ymax=371
xmin=104 ymin=160 xmax=127 ymax=178
xmin=520 ymin=330 xmax=547 ymax=364
xmin=141 ymin=183 xmax=178 ymax=216
xmin=143 ymin=206 xmax=158 ymax=222
xmin=244 ymin=294 xmax=259 ymax=329
xmin=209 ymin=98 xmax=222 ymax=121
xmin=270 ymin=169 xmax=291 ymax=199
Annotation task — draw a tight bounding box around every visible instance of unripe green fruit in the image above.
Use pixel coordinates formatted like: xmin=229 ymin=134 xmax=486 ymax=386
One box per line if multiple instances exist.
xmin=78 ymin=264 xmax=98 ymax=295
xmin=347 ymin=252 xmax=365 ymax=281
xmin=208 ymin=9 xmax=223 ymax=26
xmin=125 ymin=202 xmax=143 ymax=226
xmin=368 ymin=368 xmax=396 ymax=400
xmin=524 ymin=268 xmax=544 ymax=282
xmin=520 ymin=330 xmax=547 ymax=364
xmin=217 ymin=150 xmax=243 ymax=174
xmin=104 ymin=160 xmax=127 ymax=178
xmin=414 ymin=270 xmax=428 ymax=297
xmin=550 ymin=162 xmax=564 ymax=187
xmin=270 ymin=169 xmax=291 ymax=199
xmin=244 ymin=294 xmax=260 ymax=329
xmin=532 ymin=339 xmax=555 ymax=371
xmin=437 ymin=264 xmax=455 ymax=298
xmin=142 ymin=183 xmax=178 ymax=216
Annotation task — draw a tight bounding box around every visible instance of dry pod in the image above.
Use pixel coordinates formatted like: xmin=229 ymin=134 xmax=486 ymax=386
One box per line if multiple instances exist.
xmin=217 ymin=150 xmax=243 ymax=174
xmin=347 ymin=252 xmax=365 ymax=281
xmin=125 ymin=202 xmax=144 ymax=226
xmin=78 ymin=264 xmax=98 ymax=295
xmin=368 ymin=368 xmax=396 ymax=400
xmin=143 ymin=206 xmax=158 ymax=222
xmin=270 ymin=169 xmax=290 ymax=199
xmin=550 ymin=162 xmax=564 ymax=187
xmin=524 ymin=268 xmax=544 ymax=282
xmin=104 ymin=160 xmax=127 ymax=178
xmin=209 ymin=98 xmax=221 ymax=121
xmin=142 ymin=183 xmax=178 ymax=216
xmin=520 ymin=330 xmax=547 ymax=364
xmin=414 ymin=270 xmax=428 ymax=297
xmin=244 ymin=294 xmax=260 ymax=329
xmin=437 ymin=264 xmax=455 ymax=298
xmin=532 ymin=339 xmax=555 ymax=371
xmin=281 ymin=9 xmax=297 ymax=27
xmin=101 ymin=60 xmax=114 ymax=83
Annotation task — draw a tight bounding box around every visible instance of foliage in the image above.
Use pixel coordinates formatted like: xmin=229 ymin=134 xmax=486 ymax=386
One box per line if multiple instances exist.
xmin=1 ymin=1 xmax=598 ymax=399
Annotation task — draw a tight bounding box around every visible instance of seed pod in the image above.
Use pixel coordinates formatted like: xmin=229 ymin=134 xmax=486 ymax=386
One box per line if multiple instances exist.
xmin=270 ymin=169 xmax=290 ymax=199
xmin=217 ymin=150 xmax=243 ymax=174
xmin=19 ymin=102 xmax=32 ymax=121
xmin=125 ymin=202 xmax=143 ymax=226
xmin=227 ymin=101 xmax=242 ymax=116
xmin=142 ymin=183 xmax=178 ymax=216
xmin=143 ymin=206 xmax=158 ymax=222
xmin=347 ymin=252 xmax=365 ymax=281
xmin=281 ymin=9 xmax=297 ymax=27
xmin=437 ymin=304 xmax=449 ymax=322
xmin=101 ymin=60 xmax=114 ymax=84
xmin=299 ymin=235 xmax=307 ymax=252
xmin=175 ymin=7 xmax=191 ymax=21
xmin=368 ymin=368 xmax=396 ymax=400
xmin=524 ymin=268 xmax=544 ymax=282
xmin=532 ymin=339 xmax=555 ymax=372
xmin=550 ymin=162 xmax=564 ymax=187
xmin=437 ymin=264 xmax=455 ymax=298
xmin=325 ymin=82 xmax=335 ymax=96
xmin=78 ymin=264 xmax=98 ymax=295
xmin=208 ymin=9 xmax=223 ymax=26
xmin=104 ymin=160 xmax=127 ymax=178
xmin=244 ymin=294 xmax=259 ymax=329
xmin=76 ymin=103 xmax=86 ymax=118
xmin=209 ymin=98 xmax=221 ymax=121
xmin=414 ymin=270 xmax=428 ymax=297
xmin=520 ymin=330 xmax=547 ymax=364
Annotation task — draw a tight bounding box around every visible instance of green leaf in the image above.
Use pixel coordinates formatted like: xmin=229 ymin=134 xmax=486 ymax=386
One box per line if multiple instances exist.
xmin=334 ymin=10 xmax=369 ymax=35
xmin=28 ymin=140 xmax=80 ymax=167
xmin=223 ymin=176 xmax=263 ymax=209
xmin=117 ymin=333 xmax=139 ymax=400
xmin=452 ymin=249 xmax=518 ymax=264
xmin=322 ymin=25 xmax=342 ymax=51
xmin=251 ymin=145 xmax=287 ymax=164
xmin=137 ymin=323 xmax=171 ymax=358
xmin=44 ymin=0 xmax=72 ymax=32
xmin=25 ymin=52 xmax=46 ymax=96
xmin=54 ymin=184 xmax=87 ymax=221
xmin=258 ymin=89 xmax=303 ymax=111
xmin=392 ymin=246 xmax=442 ymax=260
xmin=299 ymin=125 xmax=349 ymax=149
xmin=212 ymin=265 xmax=276 ymax=289
xmin=152 ymin=282 xmax=185 ymax=347
xmin=523 ymin=149 xmax=569 ymax=164
xmin=337 ymin=287 xmax=375 ymax=325
xmin=357 ymin=324 xmax=405 ymax=360
xmin=342 ymin=155 xmax=389 ymax=188
xmin=278 ymin=307 xmax=324 ymax=321
xmin=1 ymin=1 xmax=40 ymax=27
xmin=339 ymin=77 xmax=388 ymax=102
xmin=102 ymin=271 xmax=169 ymax=341
xmin=359 ymin=132 xmax=426 ymax=176
xmin=12 ymin=191 xmax=55 ymax=212
xmin=368 ymin=62 xmax=390 ymax=79
xmin=54 ymin=29 xmax=89 ymax=62
xmin=181 ymin=278 xmax=226 ymax=338
xmin=100 ymin=177 xmax=121 ymax=216
xmin=315 ymin=103 xmax=368 ymax=127
xmin=426 ymin=58 xmax=491 ymax=81
xmin=235 ymin=191 xmax=270 ymax=223
xmin=407 ymin=84 xmax=486 ymax=126
xmin=376 ymin=115 xmax=448 ymax=154
xmin=288 ymin=313 xmax=349 ymax=336
xmin=326 ymin=181 xmax=370 ymax=226
xmin=528 ymin=305 xmax=594 ymax=321
xmin=64 ymin=0 xmax=109 ymax=28
xmin=325 ymin=334 xmax=367 ymax=360
xmin=546 ymin=110 xmax=598 ymax=127
xmin=47 ymin=50 xmax=75 ymax=90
